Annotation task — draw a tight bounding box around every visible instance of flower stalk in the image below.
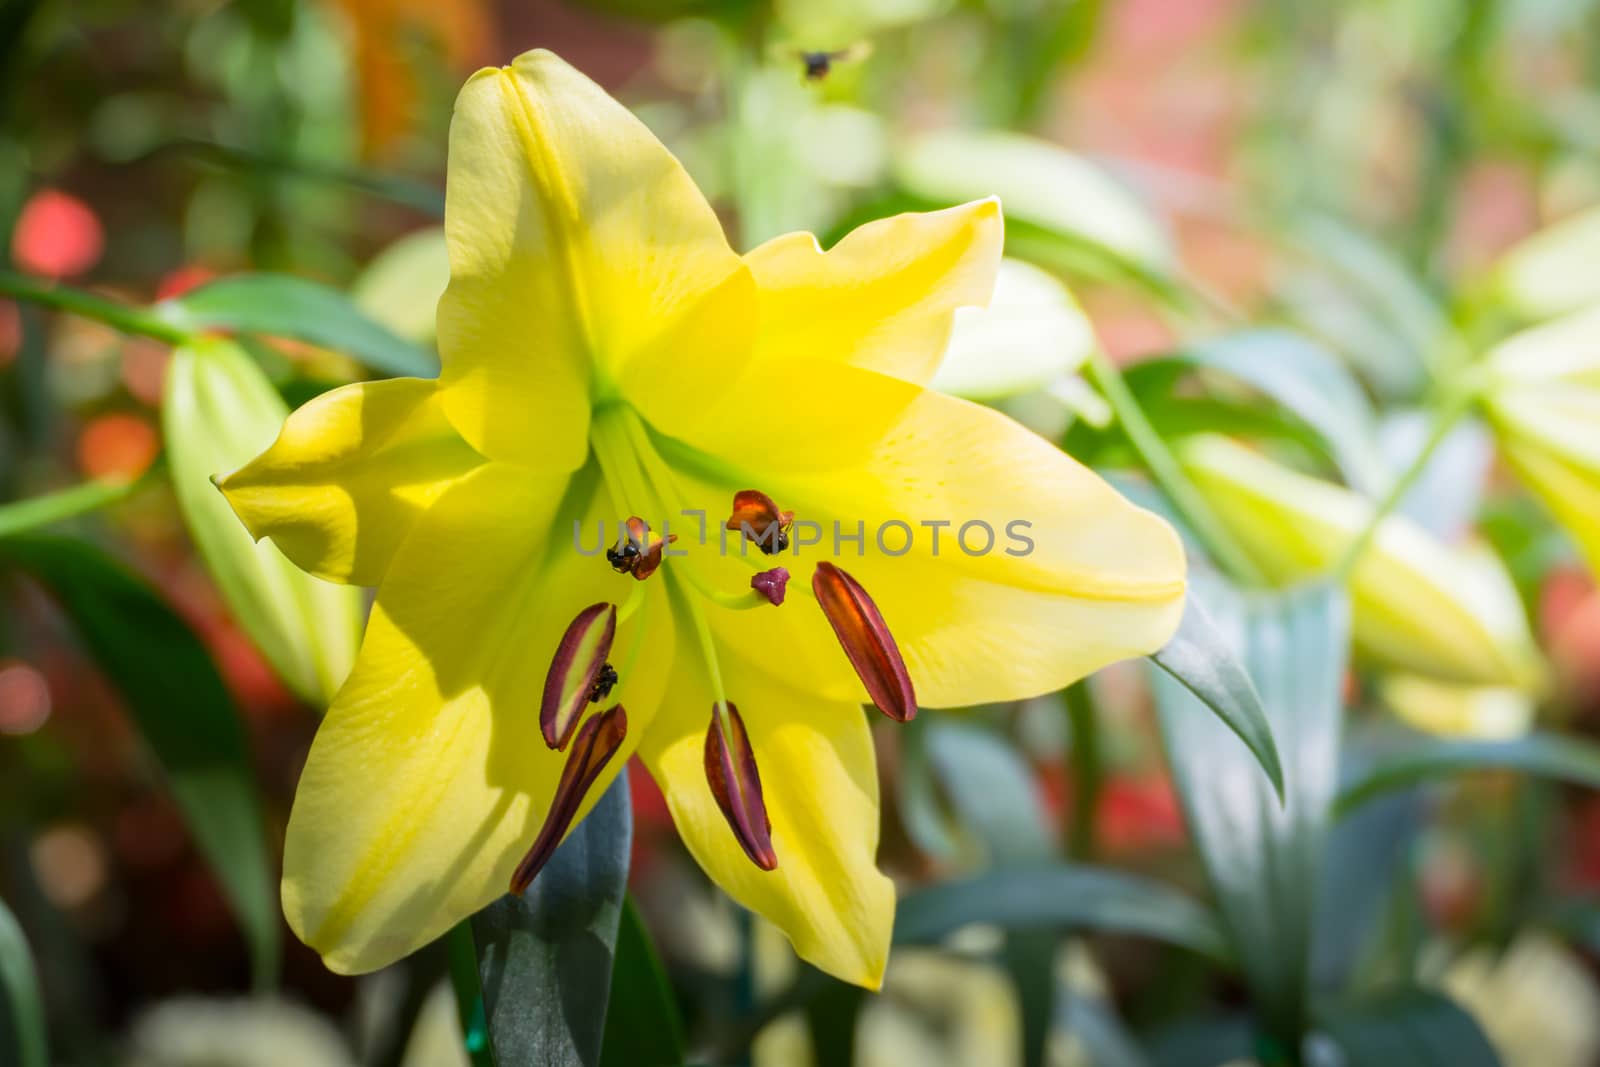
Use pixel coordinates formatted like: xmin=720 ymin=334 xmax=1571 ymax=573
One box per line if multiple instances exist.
xmin=0 ymin=270 xmax=192 ymax=345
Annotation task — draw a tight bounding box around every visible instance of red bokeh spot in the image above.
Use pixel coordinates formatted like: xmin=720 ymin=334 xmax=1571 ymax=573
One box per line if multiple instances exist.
xmin=12 ymin=189 xmax=104 ymax=279
xmin=156 ymin=265 xmax=217 ymax=301
xmin=77 ymin=413 xmax=159 ymax=482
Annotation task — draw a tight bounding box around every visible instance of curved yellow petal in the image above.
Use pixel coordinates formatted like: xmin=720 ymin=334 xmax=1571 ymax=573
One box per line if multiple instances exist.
xmin=1181 ymin=435 xmax=1544 ymax=689
xmin=218 ymin=377 xmax=483 ymax=586
xmin=638 ymin=646 xmax=893 ymax=988
xmin=437 ymin=49 xmax=752 ymax=466
xmin=744 ymin=199 xmax=1003 ymax=385
xmin=283 ymin=463 xmax=674 ymax=973
xmin=651 ymin=357 xmax=1186 ymax=706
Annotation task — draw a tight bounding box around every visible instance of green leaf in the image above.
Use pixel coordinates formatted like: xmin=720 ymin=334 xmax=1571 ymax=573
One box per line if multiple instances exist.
xmin=600 ymin=898 xmax=685 ymax=1067
xmin=1313 ymin=987 xmax=1501 ymax=1067
xmin=894 ymin=130 xmax=1177 ymax=288
xmin=1151 ymin=579 xmax=1350 ymax=1044
xmin=1150 ymin=587 xmax=1285 ymax=800
xmin=159 ymin=273 xmax=438 ymax=379
xmin=894 ymin=864 xmax=1230 ymax=961
xmin=1167 ymin=329 xmax=1388 ymax=494
xmin=473 ymin=772 xmax=632 ymax=1067
xmin=0 ymin=535 xmax=278 ymax=987
xmin=922 ymin=718 xmax=1055 ymax=864
xmin=1335 ymin=733 xmax=1600 ymax=817
xmin=163 ymin=340 xmax=362 ymax=705
xmin=0 ymin=897 xmax=46 ymax=1067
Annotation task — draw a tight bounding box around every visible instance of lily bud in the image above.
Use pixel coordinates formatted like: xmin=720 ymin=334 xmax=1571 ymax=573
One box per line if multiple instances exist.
xmin=166 ymin=340 xmax=362 ymax=704
xmin=1180 ymin=435 xmax=1544 ymax=689
xmin=1482 ymin=306 xmax=1600 ymax=581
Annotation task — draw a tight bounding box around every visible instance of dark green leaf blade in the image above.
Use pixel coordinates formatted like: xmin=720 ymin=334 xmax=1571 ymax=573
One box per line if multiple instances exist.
xmin=600 ymin=898 xmax=685 ymax=1067
xmin=0 ymin=535 xmax=278 ymax=987
xmin=1151 ymin=579 xmax=1349 ymax=1044
xmin=0 ymin=897 xmax=46 ymax=1067
xmin=474 ymin=772 xmax=632 ymax=1067
xmin=1336 ymin=733 xmax=1600 ymax=817
xmin=894 ymin=864 xmax=1230 ymax=961
xmin=1315 ymin=987 xmax=1501 ymax=1067
xmin=159 ymin=273 xmax=438 ymax=379
xmin=1150 ymin=588 xmax=1285 ymax=800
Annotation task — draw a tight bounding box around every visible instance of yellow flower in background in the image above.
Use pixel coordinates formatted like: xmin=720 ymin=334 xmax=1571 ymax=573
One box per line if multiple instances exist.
xmin=1482 ymin=306 xmax=1600 ymax=580
xmin=219 ymin=50 xmax=1186 ymax=986
xmin=1380 ymin=675 xmax=1533 ymax=740
xmin=1180 ymin=435 xmax=1543 ymax=690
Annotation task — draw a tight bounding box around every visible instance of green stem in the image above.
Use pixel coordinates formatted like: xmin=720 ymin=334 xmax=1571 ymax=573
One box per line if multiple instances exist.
xmin=1329 ymin=386 xmax=1475 ymax=582
xmin=0 ymin=471 xmax=151 ymax=538
xmin=0 ymin=271 xmax=192 ymax=345
xmin=445 ymin=922 xmax=495 ymax=1067
xmin=1062 ymin=682 xmax=1100 ymax=861
xmin=1085 ymin=349 xmax=1267 ymax=586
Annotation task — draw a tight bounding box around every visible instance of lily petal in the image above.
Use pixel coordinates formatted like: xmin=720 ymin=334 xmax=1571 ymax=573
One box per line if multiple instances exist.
xmin=656 ymin=357 xmax=1187 ymax=706
xmin=437 ymin=50 xmax=753 ymax=466
xmin=744 ymin=199 xmax=1003 ymax=386
xmin=639 ymin=648 xmax=893 ymax=988
xmin=218 ymin=377 xmax=483 ymax=586
xmin=282 ymin=463 xmax=674 ymax=973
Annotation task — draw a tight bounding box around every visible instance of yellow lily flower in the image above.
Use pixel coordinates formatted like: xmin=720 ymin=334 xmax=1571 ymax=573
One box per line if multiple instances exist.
xmin=1181 ymin=435 xmax=1543 ymax=689
xmin=1482 ymin=306 xmax=1600 ymax=579
xmin=218 ymin=50 xmax=1185 ymax=987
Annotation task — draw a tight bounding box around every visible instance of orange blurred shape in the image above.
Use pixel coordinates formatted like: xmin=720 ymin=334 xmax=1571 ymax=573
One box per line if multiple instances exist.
xmin=12 ymin=189 xmax=104 ymax=279
xmin=121 ymin=339 xmax=171 ymax=407
xmin=338 ymin=0 xmax=490 ymax=159
xmin=0 ymin=660 xmax=52 ymax=735
xmin=155 ymin=265 xmax=216 ymax=301
xmin=77 ymin=412 xmax=159 ymax=482
xmin=31 ymin=823 xmax=108 ymax=912
xmin=1542 ymin=566 xmax=1600 ymax=708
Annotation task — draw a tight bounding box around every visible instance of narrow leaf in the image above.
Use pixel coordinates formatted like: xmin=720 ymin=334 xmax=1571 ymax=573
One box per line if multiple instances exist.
xmin=600 ymin=898 xmax=685 ymax=1067
xmin=922 ymin=718 xmax=1055 ymax=863
xmin=0 ymin=535 xmax=278 ymax=986
xmin=1315 ymin=987 xmax=1501 ymax=1067
xmin=1151 ymin=578 xmax=1349 ymax=1044
xmin=0 ymin=897 xmax=46 ymax=1067
xmin=1336 ymin=733 xmax=1600 ymax=817
xmin=894 ymin=865 xmax=1230 ymax=961
xmin=159 ymin=272 xmax=438 ymax=378
xmin=1150 ymin=588 xmax=1285 ymax=800
xmin=474 ymin=771 xmax=632 ymax=1067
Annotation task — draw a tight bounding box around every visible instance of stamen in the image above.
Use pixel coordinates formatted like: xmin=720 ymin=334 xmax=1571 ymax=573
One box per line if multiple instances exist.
xmin=750 ymin=567 xmax=790 ymax=606
xmin=606 ymin=516 xmax=677 ymax=581
xmin=510 ymin=705 xmax=628 ymax=894
xmin=704 ymin=702 xmax=777 ymax=871
xmin=726 ymin=490 xmax=795 ymax=555
xmin=812 ymin=562 xmax=917 ymax=722
xmin=541 ymin=603 xmax=617 ymax=750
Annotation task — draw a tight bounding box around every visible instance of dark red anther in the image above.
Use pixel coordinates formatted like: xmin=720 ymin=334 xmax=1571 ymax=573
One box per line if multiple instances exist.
xmin=510 ymin=705 xmax=628 ymax=894
xmin=725 ymin=490 xmax=794 ymax=555
xmin=540 ymin=603 xmax=617 ymax=750
xmin=811 ymin=562 xmax=917 ymax=722
xmin=704 ymin=702 xmax=777 ymax=871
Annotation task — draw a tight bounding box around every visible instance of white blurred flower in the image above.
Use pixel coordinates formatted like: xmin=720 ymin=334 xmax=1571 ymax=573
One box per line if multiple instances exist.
xmin=123 ymin=996 xmax=351 ymax=1067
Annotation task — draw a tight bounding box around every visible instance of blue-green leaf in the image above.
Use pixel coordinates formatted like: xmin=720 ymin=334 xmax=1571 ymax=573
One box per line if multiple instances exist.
xmin=473 ymin=773 xmax=632 ymax=1067
xmin=1312 ymin=987 xmax=1501 ymax=1067
xmin=894 ymin=865 xmax=1230 ymax=961
xmin=1335 ymin=733 xmax=1600 ymax=817
xmin=1150 ymin=589 xmax=1285 ymax=800
xmin=922 ymin=718 xmax=1055 ymax=864
xmin=1151 ymin=579 xmax=1350 ymax=1043
xmin=0 ymin=897 xmax=46 ymax=1067
xmin=159 ymin=273 xmax=438 ymax=378
xmin=0 ymin=535 xmax=278 ymax=987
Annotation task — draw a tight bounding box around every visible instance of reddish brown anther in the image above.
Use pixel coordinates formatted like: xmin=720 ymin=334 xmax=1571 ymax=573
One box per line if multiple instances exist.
xmin=607 ymin=516 xmax=677 ymax=581
xmin=511 ymin=705 xmax=628 ymax=894
xmin=812 ymin=561 xmax=917 ymax=722
xmin=750 ymin=567 xmax=790 ymax=606
xmin=540 ymin=603 xmax=618 ymax=750
xmin=725 ymin=490 xmax=795 ymax=555
xmin=704 ymin=703 xmax=777 ymax=871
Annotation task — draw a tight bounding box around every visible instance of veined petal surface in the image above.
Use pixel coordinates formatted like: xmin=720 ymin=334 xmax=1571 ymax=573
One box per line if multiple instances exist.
xmin=219 ymin=377 xmax=483 ymax=586
xmin=744 ymin=200 xmax=1003 ymax=386
xmin=282 ymin=463 xmax=674 ymax=973
xmin=437 ymin=50 xmax=753 ymax=466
